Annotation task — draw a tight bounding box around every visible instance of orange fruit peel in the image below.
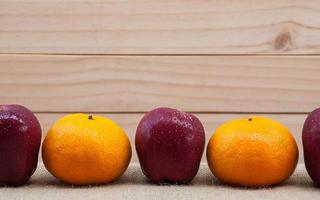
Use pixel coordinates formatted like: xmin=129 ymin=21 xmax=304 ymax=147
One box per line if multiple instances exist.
xmin=42 ymin=113 xmax=131 ymax=185
xmin=207 ymin=116 xmax=298 ymax=187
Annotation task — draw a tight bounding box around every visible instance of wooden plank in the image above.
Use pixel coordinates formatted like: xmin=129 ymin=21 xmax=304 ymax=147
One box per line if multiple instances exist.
xmin=0 ymin=55 xmax=320 ymax=113
xmin=36 ymin=113 xmax=306 ymax=162
xmin=1 ymin=0 xmax=320 ymax=54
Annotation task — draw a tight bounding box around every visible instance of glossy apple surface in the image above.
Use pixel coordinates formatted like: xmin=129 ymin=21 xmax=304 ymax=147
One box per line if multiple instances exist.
xmin=0 ymin=104 xmax=41 ymax=186
xmin=135 ymin=107 xmax=205 ymax=184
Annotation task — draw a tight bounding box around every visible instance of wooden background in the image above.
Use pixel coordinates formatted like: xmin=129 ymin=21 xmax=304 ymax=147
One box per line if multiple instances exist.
xmin=1 ymin=0 xmax=320 ymax=162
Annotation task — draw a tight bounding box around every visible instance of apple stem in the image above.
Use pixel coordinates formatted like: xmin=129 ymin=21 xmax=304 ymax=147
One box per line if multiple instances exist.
xmin=88 ymin=115 xmax=94 ymax=120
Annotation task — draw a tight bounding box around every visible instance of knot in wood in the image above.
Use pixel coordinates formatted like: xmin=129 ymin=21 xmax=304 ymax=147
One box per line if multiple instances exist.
xmin=274 ymin=32 xmax=292 ymax=51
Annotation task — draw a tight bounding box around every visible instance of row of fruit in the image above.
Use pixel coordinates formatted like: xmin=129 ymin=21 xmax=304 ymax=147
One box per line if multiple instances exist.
xmin=0 ymin=105 xmax=319 ymax=187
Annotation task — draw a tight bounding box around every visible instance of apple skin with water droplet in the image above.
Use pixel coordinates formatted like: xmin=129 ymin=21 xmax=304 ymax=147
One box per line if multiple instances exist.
xmin=302 ymin=107 xmax=320 ymax=186
xmin=0 ymin=104 xmax=41 ymax=186
xmin=135 ymin=107 xmax=205 ymax=184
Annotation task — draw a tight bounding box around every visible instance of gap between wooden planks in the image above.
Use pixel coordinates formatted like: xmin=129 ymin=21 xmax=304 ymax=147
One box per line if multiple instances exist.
xmin=0 ymin=54 xmax=319 ymax=113
xmin=1 ymin=0 xmax=320 ymax=54
xmin=36 ymin=113 xmax=306 ymax=163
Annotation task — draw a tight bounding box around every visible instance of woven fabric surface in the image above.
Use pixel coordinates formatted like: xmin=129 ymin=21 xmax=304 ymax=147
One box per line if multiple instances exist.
xmin=0 ymin=163 xmax=319 ymax=200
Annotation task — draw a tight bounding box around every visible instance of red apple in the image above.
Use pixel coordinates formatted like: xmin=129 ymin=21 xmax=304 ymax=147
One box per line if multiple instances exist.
xmin=303 ymin=107 xmax=320 ymax=186
xmin=135 ymin=107 xmax=205 ymax=184
xmin=0 ymin=104 xmax=41 ymax=186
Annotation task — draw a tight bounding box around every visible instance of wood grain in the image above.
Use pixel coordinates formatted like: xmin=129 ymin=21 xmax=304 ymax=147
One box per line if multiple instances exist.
xmin=1 ymin=0 xmax=320 ymax=54
xmin=36 ymin=113 xmax=306 ymax=162
xmin=0 ymin=55 xmax=319 ymax=113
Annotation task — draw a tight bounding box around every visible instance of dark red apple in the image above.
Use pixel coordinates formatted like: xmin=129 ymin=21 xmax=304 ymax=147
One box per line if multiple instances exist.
xmin=0 ymin=104 xmax=41 ymax=186
xmin=135 ymin=107 xmax=205 ymax=184
xmin=302 ymin=107 xmax=320 ymax=186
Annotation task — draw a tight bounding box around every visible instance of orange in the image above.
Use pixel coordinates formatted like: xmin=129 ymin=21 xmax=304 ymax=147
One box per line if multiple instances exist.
xmin=206 ymin=116 xmax=298 ymax=187
xmin=42 ymin=114 xmax=131 ymax=185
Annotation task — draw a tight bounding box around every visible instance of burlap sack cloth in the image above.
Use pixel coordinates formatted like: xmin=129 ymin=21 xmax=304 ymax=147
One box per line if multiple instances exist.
xmin=0 ymin=163 xmax=318 ymax=200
